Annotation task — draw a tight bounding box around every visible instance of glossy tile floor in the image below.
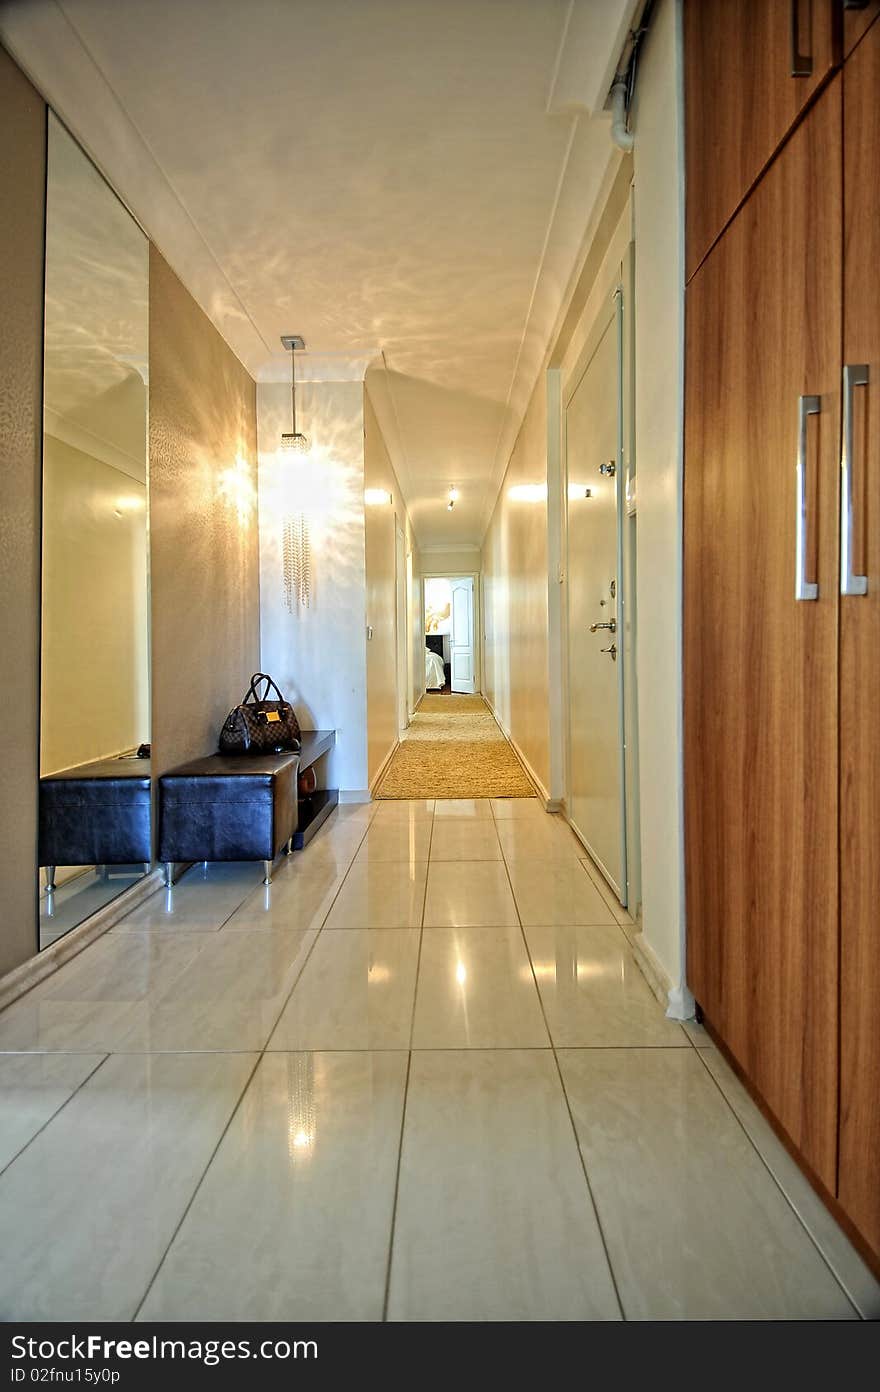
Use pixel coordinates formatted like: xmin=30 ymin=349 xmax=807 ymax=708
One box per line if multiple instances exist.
xmin=1 ymin=797 xmax=878 ymax=1321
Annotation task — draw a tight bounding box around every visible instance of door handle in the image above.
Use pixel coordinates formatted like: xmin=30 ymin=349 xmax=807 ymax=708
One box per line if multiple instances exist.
xmin=590 ymin=620 xmax=617 ymax=633
xmin=790 ymin=0 xmax=813 ymax=76
xmin=600 ymin=644 xmax=618 ymax=660
xmin=841 ymin=364 xmax=869 ymax=596
xmin=795 ymin=393 xmax=820 ymax=601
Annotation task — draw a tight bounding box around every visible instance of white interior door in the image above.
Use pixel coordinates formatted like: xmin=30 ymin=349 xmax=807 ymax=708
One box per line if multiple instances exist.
xmin=565 ymin=307 xmax=626 ymax=898
xmin=450 ymin=577 xmax=475 ymax=694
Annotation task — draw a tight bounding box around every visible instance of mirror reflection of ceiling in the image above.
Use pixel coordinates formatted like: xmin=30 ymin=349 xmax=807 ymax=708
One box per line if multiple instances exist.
xmin=8 ymin=0 xmax=636 ymax=538
xmin=44 ymin=114 xmax=148 ymax=482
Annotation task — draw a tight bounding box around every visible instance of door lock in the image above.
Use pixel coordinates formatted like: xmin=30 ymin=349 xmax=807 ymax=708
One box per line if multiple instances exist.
xmin=600 ymin=643 xmax=618 ymax=660
xmin=599 ymin=460 xmax=616 ymax=477
xmin=590 ymin=619 xmax=617 ymax=633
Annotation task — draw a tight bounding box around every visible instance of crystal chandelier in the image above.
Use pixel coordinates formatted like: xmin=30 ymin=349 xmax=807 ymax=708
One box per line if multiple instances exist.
xmin=280 ymin=334 xmax=309 ymax=453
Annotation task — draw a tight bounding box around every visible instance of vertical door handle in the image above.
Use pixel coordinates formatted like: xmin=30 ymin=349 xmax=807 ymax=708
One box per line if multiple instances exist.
xmin=841 ymin=364 xmax=869 ymax=596
xmin=790 ymin=0 xmax=813 ymax=76
xmin=795 ymin=394 xmax=820 ymax=601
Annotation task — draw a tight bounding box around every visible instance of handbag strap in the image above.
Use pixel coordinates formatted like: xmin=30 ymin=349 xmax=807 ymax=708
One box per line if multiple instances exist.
xmin=243 ymin=672 xmax=285 ymax=705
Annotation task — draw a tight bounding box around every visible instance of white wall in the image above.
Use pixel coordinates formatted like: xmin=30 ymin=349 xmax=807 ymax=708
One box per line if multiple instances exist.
xmin=482 ymin=378 xmax=551 ymax=798
xmin=630 ymin=0 xmax=689 ymax=1009
xmin=258 ymin=379 xmax=369 ymax=795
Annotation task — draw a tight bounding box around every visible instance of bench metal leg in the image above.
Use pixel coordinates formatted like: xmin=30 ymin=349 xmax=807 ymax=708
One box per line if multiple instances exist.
xmin=263 ymin=860 xmax=273 ymax=885
xmin=286 ymin=837 xmax=294 ymax=855
xmin=164 ymin=862 xmax=174 ymax=887
xmin=45 ymin=866 xmax=56 ymax=892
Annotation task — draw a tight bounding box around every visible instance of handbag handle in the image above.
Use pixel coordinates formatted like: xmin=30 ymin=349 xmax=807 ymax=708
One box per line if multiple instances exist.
xmin=243 ymin=672 xmax=286 ymax=705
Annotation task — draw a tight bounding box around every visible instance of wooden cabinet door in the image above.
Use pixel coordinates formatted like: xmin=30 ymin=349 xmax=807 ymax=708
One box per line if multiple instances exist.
xmin=684 ymin=80 xmax=842 ymax=1191
xmin=843 ymin=1 xmax=880 ymax=57
xmin=685 ymin=0 xmax=837 ymax=280
xmin=838 ymin=17 xmax=880 ymax=1267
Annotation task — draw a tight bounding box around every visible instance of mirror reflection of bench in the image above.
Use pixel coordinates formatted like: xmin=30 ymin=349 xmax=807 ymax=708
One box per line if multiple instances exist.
xmin=158 ymin=730 xmax=338 ymax=886
xmin=39 ymin=756 xmax=152 ymax=893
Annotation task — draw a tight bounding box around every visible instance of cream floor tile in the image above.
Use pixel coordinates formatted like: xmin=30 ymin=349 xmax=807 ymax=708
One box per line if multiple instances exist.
xmin=332 ymin=801 xmax=378 ymax=825
xmin=268 ymin=930 xmax=420 ymax=1050
xmin=489 ymin=797 xmax=542 ymax=820
xmin=372 ymin=799 xmax=435 ymax=822
xmin=387 ymin=1050 xmax=620 ymax=1320
xmin=323 ymin=861 xmax=428 ymax=929
xmin=507 ymin=859 xmax=615 ymax=927
xmin=428 ymin=819 xmax=501 ymax=862
xmin=138 ymin=1052 xmax=408 ymax=1322
xmin=432 ymin=799 xmax=493 ymax=819
xmin=0 ymin=1051 xmax=256 ymax=1321
xmin=496 ymin=817 xmax=584 ymax=863
xmin=221 ymin=864 xmax=343 ymax=932
xmin=423 ymin=861 xmax=518 ymax=928
xmin=114 ymin=861 xmax=263 ymax=932
xmin=0 ymin=1053 xmax=105 ymax=1173
xmin=700 ymin=1048 xmax=880 ymax=1319
xmin=557 ymin=1048 xmax=856 ymax=1320
xmin=0 ymin=932 xmax=210 ymax=1052
xmin=411 ymin=927 xmax=548 ymax=1049
xmin=354 ymin=820 xmax=433 ymax=863
xmin=525 ymin=925 xmax=689 ymax=1048
xmin=117 ymin=929 xmax=317 ymax=1052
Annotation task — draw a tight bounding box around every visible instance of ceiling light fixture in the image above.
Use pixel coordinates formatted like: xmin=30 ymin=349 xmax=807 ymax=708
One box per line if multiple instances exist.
xmin=364 ymin=488 xmax=393 ymax=506
xmin=447 ymin=486 xmax=459 ymax=511
xmin=280 ymin=334 xmax=309 ymax=453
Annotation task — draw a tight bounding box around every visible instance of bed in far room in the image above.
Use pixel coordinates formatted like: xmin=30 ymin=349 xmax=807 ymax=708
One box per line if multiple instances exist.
xmin=425 ymin=645 xmax=445 ymax=690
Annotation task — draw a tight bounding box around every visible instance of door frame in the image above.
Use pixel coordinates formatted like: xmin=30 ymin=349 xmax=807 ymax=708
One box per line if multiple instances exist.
xmin=561 ymin=275 xmax=631 ymax=905
xmin=421 ymin=571 xmax=482 ymax=695
xmin=394 ymin=522 xmax=409 ymax=734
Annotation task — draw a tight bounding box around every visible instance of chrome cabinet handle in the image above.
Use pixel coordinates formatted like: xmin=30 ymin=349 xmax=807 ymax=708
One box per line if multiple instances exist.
xmin=790 ymin=0 xmax=813 ymax=76
xmin=795 ymin=394 xmax=820 ymax=601
xmin=841 ymin=364 xmax=869 ymax=597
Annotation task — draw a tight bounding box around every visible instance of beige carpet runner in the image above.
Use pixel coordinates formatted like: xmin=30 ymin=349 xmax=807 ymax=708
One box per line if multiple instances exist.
xmin=376 ymin=695 xmax=535 ymax=799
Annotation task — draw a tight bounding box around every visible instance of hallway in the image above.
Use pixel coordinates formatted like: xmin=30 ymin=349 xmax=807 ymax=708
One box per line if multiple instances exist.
xmin=0 ymin=797 xmax=875 ymax=1322
xmin=376 ymin=695 xmax=535 ymax=799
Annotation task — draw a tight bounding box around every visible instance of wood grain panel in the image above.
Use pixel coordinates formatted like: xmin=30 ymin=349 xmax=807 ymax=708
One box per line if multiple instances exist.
xmin=684 ymin=81 xmax=842 ymax=1190
xmin=843 ymin=1 xmax=879 ymax=57
xmin=685 ymin=0 xmax=837 ymax=280
xmin=838 ymin=17 xmax=880 ymax=1266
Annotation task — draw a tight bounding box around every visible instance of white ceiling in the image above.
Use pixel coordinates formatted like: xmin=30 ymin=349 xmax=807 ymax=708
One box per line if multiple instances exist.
xmin=0 ymin=0 xmax=635 ymax=545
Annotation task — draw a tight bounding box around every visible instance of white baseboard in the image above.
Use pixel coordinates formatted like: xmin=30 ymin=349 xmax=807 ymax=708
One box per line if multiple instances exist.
xmin=625 ymin=929 xmax=694 ymax=1021
xmin=368 ymin=738 xmax=400 ymax=796
xmin=0 ymin=868 xmax=165 ymax=1011
xmin=666 ymin=982 xmax=696 ymax=1021
xmin=481 ymin=693 xmax=552 ymax=806
xmin=339 ymin=789 xmax=373 ymax=805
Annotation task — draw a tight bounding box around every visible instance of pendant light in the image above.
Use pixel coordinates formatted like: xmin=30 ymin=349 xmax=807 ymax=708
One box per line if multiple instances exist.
xmin=280 ymin=334 xmax=309 ymax=453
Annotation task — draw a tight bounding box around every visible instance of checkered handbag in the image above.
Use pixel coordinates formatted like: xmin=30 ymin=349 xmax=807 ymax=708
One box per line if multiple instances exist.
xmin=219 ymin=673 xmax=302 ymax=755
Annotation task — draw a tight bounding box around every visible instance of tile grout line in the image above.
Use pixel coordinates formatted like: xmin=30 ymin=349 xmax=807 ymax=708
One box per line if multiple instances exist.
xmin=690 ymin=1043 xmax=864 ymax=1318
xmin=381 ymin=806 xmax=435 ymax=1320
xmin=130 ymin=808 xmax=379 ymax=1321
xmin=0 ymin=1052 xmax=110 ymax=1181
xmin=497 ymin=849 xmax=627 ymax=1322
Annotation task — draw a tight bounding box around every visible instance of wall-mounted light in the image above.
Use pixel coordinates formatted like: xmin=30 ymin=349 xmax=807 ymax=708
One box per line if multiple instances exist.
xmin=364 ymin=488 xmax=393 ymax=506
xmin=280 ymin=334 xmax=309 ymax=453
xmin=447 ymin=485 xmax=459 ymax=511
xmin=218 ymin=455 xmax=257 ymax=524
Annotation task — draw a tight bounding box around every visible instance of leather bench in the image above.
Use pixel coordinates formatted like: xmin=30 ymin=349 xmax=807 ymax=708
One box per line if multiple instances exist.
xmin=158 ymin=752 xmax=299 ymax=886
xmin=39 ymin=756 xmax=152 ymax=889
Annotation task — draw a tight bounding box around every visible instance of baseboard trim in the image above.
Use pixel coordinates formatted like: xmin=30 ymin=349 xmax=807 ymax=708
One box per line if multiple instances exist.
xmin=339 ymin=789 xmax=373 ymax=805
xmin=368 ymin=738 xmax=400 ymax=795
xmin=0 ymin=868 xmax=165 ymax=1011
xmin=481 ymin=693 xmax=552 ymax=806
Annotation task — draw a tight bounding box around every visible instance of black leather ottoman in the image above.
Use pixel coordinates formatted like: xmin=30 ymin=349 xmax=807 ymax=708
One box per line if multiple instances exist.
xmin=158 ymin=753 xmax=300 ymax=885
xmin=39 ymin=757 xmax=152 ymax=889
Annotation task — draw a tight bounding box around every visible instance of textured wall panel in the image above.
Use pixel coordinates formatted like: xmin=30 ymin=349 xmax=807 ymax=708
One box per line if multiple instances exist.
xmin=0 ymin=47 xmax=46 ymax=976
xmin=149 ymin=247 xmax=260 ymax=779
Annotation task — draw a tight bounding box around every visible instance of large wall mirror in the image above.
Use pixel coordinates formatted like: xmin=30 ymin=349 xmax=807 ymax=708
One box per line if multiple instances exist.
xmin=38 ymin=114 xmax=151 ymax=949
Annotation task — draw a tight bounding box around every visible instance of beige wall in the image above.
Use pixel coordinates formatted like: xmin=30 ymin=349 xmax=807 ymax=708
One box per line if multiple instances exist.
xmin=40 ymin=438 xmax=149 ymax=774
xmin=420 ymin=547 xmax=481 ymax=576
xmin=0 ymin=47 xmax=45 ymax=976
xmin=482 ymin=377 xmax=551 ymax=797
xmin=149 ymin=247 xmax=260 ymax=778
xmin=630 ymin=0 xmax=689 ymax=1006
xmin=363 ymin=391 xmax=419 ymax=785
